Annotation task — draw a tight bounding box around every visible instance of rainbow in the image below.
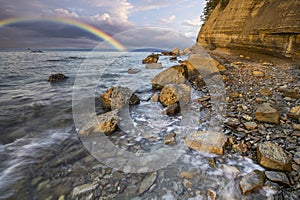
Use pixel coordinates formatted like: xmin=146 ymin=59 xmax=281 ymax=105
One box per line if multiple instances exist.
xmin=0 ymin=16 xmax=126 ymax=51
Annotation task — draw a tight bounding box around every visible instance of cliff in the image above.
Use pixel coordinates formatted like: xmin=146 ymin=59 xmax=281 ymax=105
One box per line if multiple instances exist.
xmin=197 ymin=0 xmax=300 ymax=59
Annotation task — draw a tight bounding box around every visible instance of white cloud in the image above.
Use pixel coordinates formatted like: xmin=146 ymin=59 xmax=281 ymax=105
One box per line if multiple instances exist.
xmin=160 ymin=15 xmax=176 ymax=24
xmin=91 ymin=13 xmax=111 ymax=22
xmin=182 ymin=18 xmax=202 ymax=27
xmin=55 ymin=8 xmax=79 ymax=18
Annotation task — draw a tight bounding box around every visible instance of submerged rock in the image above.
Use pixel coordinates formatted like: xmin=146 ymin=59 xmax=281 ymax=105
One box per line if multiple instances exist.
xmin=257 ymin=142 xmax=292 ymax=171
xmin=255 ymin=103 xmax=280 ymax=124
xmin=265 ymin=171 xmax=290 ymax=185
xmin=185 ymin=131 xmax=227 ymax=155
xmin=79 ymin=110 xmax=119 ymax=135
xmin=48 ymin=73 xmax=68 ymax=82
xmin=100 ymin=86 xmax=140 ymax=110
xmin=151 ymin=65 xmax=188 ymax=90
xmin=163 ymin=132 xmax=176 ymax=145
xmin=145 ymin=63 xmax=163 ymax=69
xmin=142 ymin=54 xmax=159 ymax=64
xmin=139 ymin=172 xmax=157 ymax=195
xmin=128 ymin=68 xmax=141 ymax=74
xmin=159 ymin=84 xmax=190 ymax=107
xmin=239 ymin=170 xmax=265 ymax=195
xmin=71 ymin=182 xmax=99 ymax=198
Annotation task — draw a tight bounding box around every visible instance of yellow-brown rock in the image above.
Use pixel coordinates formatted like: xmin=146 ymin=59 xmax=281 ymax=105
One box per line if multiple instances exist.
xmin=255 ymin=103 xmax=279 ymax=124
xmin=257 ymin=142 xmax=292 ymax=171
xmin=185 ymin=131 xmax=227 ymax=155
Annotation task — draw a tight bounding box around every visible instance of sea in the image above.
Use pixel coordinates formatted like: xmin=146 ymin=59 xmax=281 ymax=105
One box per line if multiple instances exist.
xmin=0 ymin=49 xmax=271 ymax=199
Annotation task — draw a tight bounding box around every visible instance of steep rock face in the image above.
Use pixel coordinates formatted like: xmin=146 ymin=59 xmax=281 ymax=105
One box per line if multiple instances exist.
xmin=197 ymin=0 xmax=300 ymax=58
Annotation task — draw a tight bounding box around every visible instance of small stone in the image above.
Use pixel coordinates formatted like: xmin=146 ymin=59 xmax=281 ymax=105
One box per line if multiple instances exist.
xmin=128 ymin=68 xmax=141 ymax=74
xmin=257 ymin=142 xmax=292 ymax=171
xmin=183 ymin=179 xmax=192 ymax=189
xmin=145 ymin=63 xmax=163 ymax=69
xmin=206 ymin=189 xmax=216 ymax=200
xmin=225 ymin=118 xmax=240 ymax=127
xmin=255 ymin=103 xmax=280 ymax=124
xmin=232 ymin=141 xmax=248 ymax=153
xmin=279 ymin=88 xmax=300 ymax=99
xmin=179 ymin=171 xmax=193 ymax=179
xmin=255 ymin=98 xmax=267 ymax=103
xmin=162 ymin=103 xmax=180 ymax=116
xmin=150 ymin=92 xmax=160 ymax=102
xmin=253 ymin=71 xmax=265 ymax=78
xmin=259 ymin=87 xmax=272 ymax=96
xmin=71 ymin=182 xmax=98 ymax=198
xmin=185 ymin=131 xmax=227 ymax=155
xmin=58 ymin=195 xmax=65 ymax=200
xmin=293 ymin=124 xmax=300 ymax=131
xmin=265 ymin=171 xmax=290 ymax=185
xmin=164 ymin=132 xmax=176 ymax=145
xmin=229 ymin=91 xmax=239 ymax=98
xmin=262 ymin=62 xmax=274 ymax=66
xmin=139 ymin=172 xmax=157 ymax=195
xmin=208 ymin=158 xmax=217 ymax=169
xmin=288 ymin=106 xmax=300 ymax=119
xmin=239 ymin=170 xmax=265 ymax=195
xmin=244 ymin=122 xmax=258 ymax=130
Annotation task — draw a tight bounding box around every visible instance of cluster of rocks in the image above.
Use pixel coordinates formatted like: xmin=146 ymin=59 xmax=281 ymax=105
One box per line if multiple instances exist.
xmin=213 ymin=52 xmax=300 ymax=197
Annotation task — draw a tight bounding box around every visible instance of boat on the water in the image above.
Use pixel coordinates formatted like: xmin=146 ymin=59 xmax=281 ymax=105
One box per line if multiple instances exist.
xmin=27 ymin=48 xmax=43 ymax=53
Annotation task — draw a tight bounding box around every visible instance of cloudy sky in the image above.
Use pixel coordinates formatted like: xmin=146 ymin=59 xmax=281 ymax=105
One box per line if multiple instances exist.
xmin=0 ymin=0 xmax=206 ymax=49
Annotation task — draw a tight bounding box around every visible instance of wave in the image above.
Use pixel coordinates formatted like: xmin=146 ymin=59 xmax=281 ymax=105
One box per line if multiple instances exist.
xmin=0 ymin=128 xmax=73 ymax=199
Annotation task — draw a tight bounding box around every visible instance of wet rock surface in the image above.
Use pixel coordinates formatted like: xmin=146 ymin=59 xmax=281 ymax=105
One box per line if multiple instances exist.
xmin=48 ymin=73 xmax=68 ymax=82
xmin=159 ymin=84 xmax=190 ymax=107
xmin=142 ymin=54 xmax=159 ymax=64
xmin=100 ymin=86 xmax=140 ymax=110
xmin=239 ymin=170 xmax=265 ymax=195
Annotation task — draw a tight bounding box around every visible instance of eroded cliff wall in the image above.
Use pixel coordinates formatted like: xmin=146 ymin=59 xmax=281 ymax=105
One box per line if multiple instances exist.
xmin=197 ymin=0 xmax=300 ymax=58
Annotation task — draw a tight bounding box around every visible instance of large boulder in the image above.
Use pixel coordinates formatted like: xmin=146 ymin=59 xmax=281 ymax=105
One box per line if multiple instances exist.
xmin=100 ymin=86 xmax=140 ymax=110
xmin=239 ymin=170 xmax=265 ymax=195
xmin=48 ymin=73 xmax=68 ymax=82
xmin=257 ymin=142 xmax=292 ymax=171
xmin=159 ymin=84 xmax=190 ymax=107
xmin=142 ymin=54 xmax=159 ymax=64
xmin=79 ymin=110 xmax=119 ymax=135
xmin=255 ymin=103 xmax=280 ymax=124
xmin=185 ymin=131 xmax=228 ymax=155
xmin=151 ymin=65 xmax=188 ymax=90
xmin=171 ymin=47 xmax=180 ymax=55
xmin=179 ymin=60 xmax=200 ymax=78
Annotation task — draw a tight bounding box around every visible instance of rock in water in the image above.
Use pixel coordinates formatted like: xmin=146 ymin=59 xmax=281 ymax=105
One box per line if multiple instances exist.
xmin=151 ymin=65 xmax=188 ymax=90
xmin=71 ymin=182 xmax=99 ymax=198
xmin=48 ymin=73 xmax=68 ymax=82
xmin=145 ymin=63 xmax=163 ymax=69
xmin=159 ymin=84 xmax=190 ymax=107
xmin=79 ymin=110 xmax=119 ymax=135
xmin=163 ymin=132 xmax=176 ymax=145
xmin=139 ymin=172 xmax=157 ymax=195
xmin=142 ymin=54 xmax=159 ymax=64
xmin=287 ymin=106 xmax=300 ymax=119
xmin=162 ymin=103 xmax=180 ymax=116
xmin=128 ymin=68 xmax=141 ymax=74
xmin=257 ymin=142 xmax=292 ymax=171
xmin=100 ymin=86 xmax=140 ymax=110
xmin=255 ymin=103 xmax=280 ymax=124
xmin=185 ymin=131 xmax=228 ymax=155
xmin=239 ymin=170 xmax=265 ymax=195
xmin=265 ymin=171 xmax=290 ymax=185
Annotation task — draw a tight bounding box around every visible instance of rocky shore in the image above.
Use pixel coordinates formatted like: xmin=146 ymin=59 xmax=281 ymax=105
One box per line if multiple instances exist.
xmin=8 ymin=48 xmax=300 ymax=199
